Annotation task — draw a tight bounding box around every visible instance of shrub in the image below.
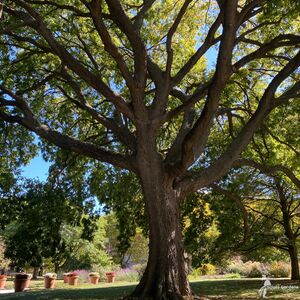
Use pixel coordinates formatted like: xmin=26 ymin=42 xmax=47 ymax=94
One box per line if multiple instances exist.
xmin=44 ymin=273 xmax=57 ymax=278
xmin=115 ymin=268 xmax=139 ymax=282
xmin=189 ymin=264 xmax=217 ymax=279
xmin=200 ymin=264 xmax=216 ymax=275
xmin=269 ymin=262 xmax=290 ymax=278
xmin=246 ymin=262 xmax=264 ymax=278
xmin=227 ymin=261 xmax=266 ymax=278
xmin=132 ymin=264 xmax=146 ymax=279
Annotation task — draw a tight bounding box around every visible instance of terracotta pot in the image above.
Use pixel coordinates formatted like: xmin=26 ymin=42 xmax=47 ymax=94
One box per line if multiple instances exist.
xmin=106 ymin=272 xmax=116 ymax=283
xmin=0 ymin=275 xmax=7 ymax=289
xmin=68 ymin=275 xmax=79 ymax=286
xmin=89 ymin=275 xmax=100 ymax=284
xmin=63 ymin=274 xmax=69 ymax=283
xmin=24 ymin=279 xmax=31 ymax=289
xmin=44 ymin=276 xmax=56 ymax=289
xmin=14 ymin=273 xmax=31 ymax=292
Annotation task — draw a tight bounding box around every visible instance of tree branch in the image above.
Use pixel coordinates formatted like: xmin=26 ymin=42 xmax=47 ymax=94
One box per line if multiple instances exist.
xmin=178 ymin=50 xmax=300 ymax=194
xmin=0 ymin=85 xmax=137 ymax=172
xmin=9 ymin=1 xmax=134 ymax=120
xmin=232 ymin=159 xmax=300 ymax=190
xmin=169 ymin=0 xmax=239 ymax=170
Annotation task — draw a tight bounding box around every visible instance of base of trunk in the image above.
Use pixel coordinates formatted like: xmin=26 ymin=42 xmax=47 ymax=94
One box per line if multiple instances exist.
xmin=129 ymin=257 xmax=192 ymax=300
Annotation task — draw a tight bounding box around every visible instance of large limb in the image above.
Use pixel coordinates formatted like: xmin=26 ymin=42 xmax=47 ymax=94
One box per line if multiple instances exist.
xmin=7 ymin=1 xmax=134 ymax=120
xmin=84 ymin=0 xmax=136 ymax=94
xmin=133 ymin=0 xmax=157 ymax=30
xmin=54 ymin=69 xmax=136 ymax=151
xmin=167 ymin=0 xmax=239 ymax=170
xmin=179 ymin=51 xmax=300 ymax=194
xmin=232 ymin=159 xmax=300 ymax=190
xmin=0 ymin=85 xmax=136 ymax=172
xmin=104 ymin=0 xmax=147 ymax=112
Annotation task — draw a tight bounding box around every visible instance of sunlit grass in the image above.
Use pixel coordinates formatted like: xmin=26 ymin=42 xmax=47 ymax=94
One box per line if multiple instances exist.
xmin=0 ymin=278 xmax=299 ymax=299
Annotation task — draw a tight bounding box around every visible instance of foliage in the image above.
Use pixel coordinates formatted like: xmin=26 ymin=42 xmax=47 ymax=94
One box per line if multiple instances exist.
xmin=226 ymin=260 xmax=265 ymax=278
xmin=60 ymin=224 xmax=112 ymax=272
xmin=223 ymin=273 xmax=241 ymax=279
xmin=189 ymin=263 xmax=217 ymax=278
xmin=1 ymin=180 xmax=96 ymax=270
xmin=269 ymin=261 xmax=290 ymax=278
xmin=0 ymin=237 xmax=10 ymax=270
xmin=115 ymin=268 xmax=139 ymax=282
xmin=0 ymin=0 xmax=300 ymax=296
xmin=132 ymin=263 xmax=146 ymax=279
xmin=182 ymin=193 xmax=215 ymax=267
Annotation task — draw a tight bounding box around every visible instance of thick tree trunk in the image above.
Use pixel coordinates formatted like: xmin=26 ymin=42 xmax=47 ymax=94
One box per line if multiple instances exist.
xmin=54 ymin=263 xmax=59 ymax=274
xmin=288 ymin=244 xmax=300 ymax=280
xmin=131 ymin=162 xmax=192 ymax=299
xmin=32 ymin=266 xmax=39 ymax=279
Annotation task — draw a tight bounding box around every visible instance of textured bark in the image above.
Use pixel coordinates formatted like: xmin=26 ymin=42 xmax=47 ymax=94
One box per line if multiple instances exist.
xmin=129 ymin=129 xmax=192 ymax=299
xmin=276 ymin=181 xmax=300 ymax=280
xmin=289 ymin=244 xmax=300 ymax=280
xmin=131 ymin=174 xmax=191 ymax=299
xmin=32 ymin=266 xmax=39 ymax=280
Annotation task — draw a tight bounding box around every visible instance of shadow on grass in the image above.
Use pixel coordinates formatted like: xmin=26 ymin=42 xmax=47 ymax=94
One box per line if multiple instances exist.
xmin=0 ymin=285 xmax=136 ymax=300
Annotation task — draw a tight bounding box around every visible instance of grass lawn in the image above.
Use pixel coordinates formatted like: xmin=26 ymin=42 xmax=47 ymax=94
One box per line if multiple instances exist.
xmin=0 ymin=278 xmax=299 ymax=299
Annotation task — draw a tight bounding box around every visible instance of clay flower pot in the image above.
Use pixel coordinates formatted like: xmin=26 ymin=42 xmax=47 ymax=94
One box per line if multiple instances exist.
xmin=44 ymin=273 xmax=57 ymax=289
xmin=68 ymin=275 xmax=79 ymax=285
xmin=105 ymin=272 xmax=116 ymax=283
xmin=14 ymin=273 xmax=30 ymax=292
xmin=0 ymin=275 xmax=7 ymax=289
xmin=63 ymin=273 xmax=70 ymax=283
xmin=24 ymin=274 xmax=32 ymax=289
xmin=89 ymin=273 xmax=100 ymax=284
xmin=68 ymin=274 xmax=79 ymax=286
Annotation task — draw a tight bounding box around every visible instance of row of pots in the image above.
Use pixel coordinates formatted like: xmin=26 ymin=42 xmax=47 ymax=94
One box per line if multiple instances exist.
xmin=0 ymin=272 xmax=117 ymax=292
xmin=63 ymin=272 xmax=116 ymax=285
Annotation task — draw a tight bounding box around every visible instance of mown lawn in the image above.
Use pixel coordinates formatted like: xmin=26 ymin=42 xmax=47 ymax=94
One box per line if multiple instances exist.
xmin=0 ymin=278 xmax=299 ymax=299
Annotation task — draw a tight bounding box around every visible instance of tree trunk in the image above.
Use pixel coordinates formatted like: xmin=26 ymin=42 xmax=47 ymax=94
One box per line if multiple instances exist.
xmin=32 ymin=266 xmax=39 ymax=279
xmin=131 ymin=163 xmax=192 ymax=299
xmin=288 ymin=244 xmax=300 ymax=280
xmin=276 ymin=181 xmax=300 ymax=280
xmin=54 ymin=263 xmax=59 ymax=274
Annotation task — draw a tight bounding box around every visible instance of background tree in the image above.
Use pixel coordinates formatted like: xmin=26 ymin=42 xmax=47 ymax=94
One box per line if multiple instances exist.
xmin=0 ymin=0 xmax=300 ymax=298
xmin=208 ymin=169 xmax=300 ymax=280
xmin=1 ymin=180 xmax=95 ymax=276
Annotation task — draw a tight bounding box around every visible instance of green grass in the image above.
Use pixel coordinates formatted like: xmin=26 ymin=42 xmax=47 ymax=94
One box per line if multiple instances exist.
xmin=190 ymin=278 xmax=300 ymax=299
xmin=0 ymin=278 xmax=299 ymax=299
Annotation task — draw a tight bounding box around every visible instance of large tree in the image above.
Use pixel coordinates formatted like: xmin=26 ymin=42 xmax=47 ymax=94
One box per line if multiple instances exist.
xmin=0 ymin=0 xmax=300 ymax=298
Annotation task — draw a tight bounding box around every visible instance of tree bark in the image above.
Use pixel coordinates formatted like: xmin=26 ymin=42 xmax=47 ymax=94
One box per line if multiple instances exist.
xmin=32 ymin=266 xmax=39 ymax=279
xmin=276 ymin=181 xmax=300 ymax=280
xmin=131 ymin=155 xmax=192 ymax=299
xmin=288 ymin=244 xmax=300 ymax=280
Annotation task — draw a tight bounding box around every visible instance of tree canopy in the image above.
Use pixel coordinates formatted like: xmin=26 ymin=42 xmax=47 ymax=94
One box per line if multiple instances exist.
xmin=0 ymin=1 xmax=299 ymax=298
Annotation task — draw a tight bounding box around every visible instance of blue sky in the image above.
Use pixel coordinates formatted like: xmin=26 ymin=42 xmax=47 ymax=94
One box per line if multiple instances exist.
xmin=21 ymin=153 xmax=50 ymax=181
